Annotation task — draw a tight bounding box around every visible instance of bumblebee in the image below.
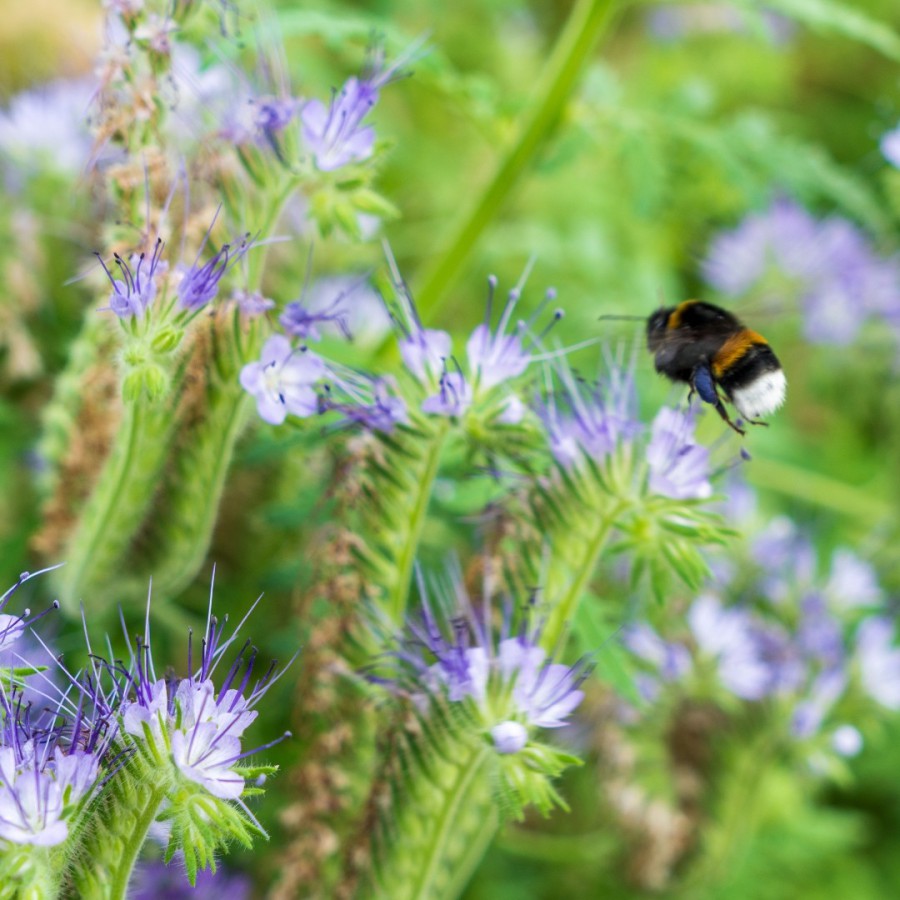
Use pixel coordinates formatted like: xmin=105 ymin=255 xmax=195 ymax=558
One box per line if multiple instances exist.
xmin=646 ymin=300 xmax=786 ymax=435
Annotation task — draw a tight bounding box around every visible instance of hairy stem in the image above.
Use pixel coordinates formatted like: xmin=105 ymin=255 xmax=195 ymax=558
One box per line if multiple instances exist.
xmin=387 ymin=423 xmax=450 ymax=624
xmin=540 ymin=501 xmax=625 ymax=650
xmin=107 ymin=785 xmax=168 ymax=900
xmin=56 ymin=389 xmax=180 ymax=615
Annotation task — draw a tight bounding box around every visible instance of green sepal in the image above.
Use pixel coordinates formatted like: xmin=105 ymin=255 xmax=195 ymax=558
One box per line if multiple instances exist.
xmin=494 ymin=742 xmax=583 ymax=820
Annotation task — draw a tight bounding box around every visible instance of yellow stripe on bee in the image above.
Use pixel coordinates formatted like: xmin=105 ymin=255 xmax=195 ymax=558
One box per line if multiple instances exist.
xmin=711 ymin=329 xmax=768 ymax=377
xmin=666 ymin=300 xmax=700 ymax=330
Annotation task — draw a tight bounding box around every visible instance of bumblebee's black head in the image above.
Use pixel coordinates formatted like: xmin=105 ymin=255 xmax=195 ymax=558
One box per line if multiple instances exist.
xmin=646 ymin=307 xmax=672 ymax=352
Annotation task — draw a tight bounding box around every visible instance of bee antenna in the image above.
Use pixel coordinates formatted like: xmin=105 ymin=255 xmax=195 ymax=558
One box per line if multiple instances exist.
xmin=597 ymin=314 xmax=645 ymax=322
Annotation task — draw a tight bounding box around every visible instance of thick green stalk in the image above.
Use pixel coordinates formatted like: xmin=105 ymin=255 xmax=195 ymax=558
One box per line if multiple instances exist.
xmin=107 ymin=785 xmax=168 ymax=900
xmin=56 ymin=389 xmax=181 ymax=615
xmin=130 ymin=181 xmax=294 ymax=600
xmin=540 ymin=501 xmax=625 ymax=651
xmin=369 ymin=742 xmax=495 ymax=900
xmin=137 ymin=364 xmax=254 ymax=598
xmin=373 ymin=0 xmax=621 ymax=360
xmin=386 ymin=422 xmax=450 ymax=624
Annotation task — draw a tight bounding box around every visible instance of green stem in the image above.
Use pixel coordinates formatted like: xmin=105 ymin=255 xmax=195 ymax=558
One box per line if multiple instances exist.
xmin=373 ymin=0 xmax=621 ymax=357
xmin=387 ymin=423 xmax=450 ymax=624
xmin=406 ymin=745 xmax=493 ymax=900
xmin=108 ymin=785 xmax=168 ymax=900
xmin=540 ymin=501 xmax=624 ymax=650
xmin=440 ymin=802 xmax=500 ymax=900
xmin=57 ymin=393 xmax=179 ymax=614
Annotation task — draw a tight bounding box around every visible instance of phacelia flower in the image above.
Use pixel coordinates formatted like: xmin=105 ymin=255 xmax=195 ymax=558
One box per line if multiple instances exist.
xmin=232 ymin=289 xmax=275 ymax=317
xmin=646 ymin=407 xmax=712 ymax=500
xmin=240 ymin=335 xmax=325 ymax=425
xmin=301 ymin=42 xmax=419 ymax=171
xmin=107 ymin=589 xmax=295 ymax=805
xmin=96 ymin=239 xmax=167 ymax=318
xmin=0 ymin=743 xmax=101 ymax=846
xmin=701 ymin=198 xmax=900 ymax=345
xmin=319 ymin=373 xmax=408 ymax=433
xmin=0 ymin=78 xmax=95 ymax=182
xmin=398 ymin=323 xmax=452 ymax=385
xmin=129 ymin=860 xmax=252 ymax=900
xmin=421 ymin=368 xmax=471 ymax=418
xmin=379 ymin=568 xmax=588 ymax=755
xmin=687 ymin=594 xmax=771 ymax=700
xmin=0 ymin=681 xmax=109 ymax=848
xmin=539 ymin=354 xmax=640 ymax=469
xmin=177 ymin=215 xmax=253 ymax=312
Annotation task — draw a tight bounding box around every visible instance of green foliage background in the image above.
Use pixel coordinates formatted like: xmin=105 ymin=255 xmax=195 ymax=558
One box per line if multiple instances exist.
xmin=1 ymin=0 xmax=899 ymax=896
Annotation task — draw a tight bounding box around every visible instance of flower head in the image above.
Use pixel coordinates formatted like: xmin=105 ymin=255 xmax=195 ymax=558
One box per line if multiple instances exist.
xmin=101 ymin=588 xmax=294 ymax=803
xmin=177 ymin=218 xmax=253 ymax=312
xmin=701 ymin=198 xmax=900 ymax=346
xmin=378 ymin=567 xmax=588 ymax=754
xmin=96 ymin=239 xmax=167 ymax=318
xmin=301 ymin=43 xmax=417 ymax=171
xmin=538 ymin=353 xmax=640 ymax=468
xmin=240 ymin=335 xmax=325 ymax=425
xmin=0 ymin=682 xmax=109 ymax=847
xmin=0 ymin=78 xmax=95 ymax=182
xmin=646 ymin=407 xmax=712 ymax=500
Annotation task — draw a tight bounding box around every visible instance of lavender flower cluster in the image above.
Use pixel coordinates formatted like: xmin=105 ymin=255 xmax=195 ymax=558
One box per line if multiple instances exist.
xmin=624 ymin=513 xmax=897 ymax=762
xmin=0 ymin=570 xmax=287 ymax=889
xmin=374 ymin=567 xmax=589 ymax=756
xmin=240 ymin=270 xmax=563 ymax=435
xmin=539 ymin=353 xmax=715 ymax=501
xmin=701 ymin=197 xmax=900 ymax=347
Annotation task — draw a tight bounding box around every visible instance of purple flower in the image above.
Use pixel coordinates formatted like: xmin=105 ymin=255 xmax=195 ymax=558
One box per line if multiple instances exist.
xmin=379 ymin=569 xmax=588 ymax=754
xmin=539 ymin=355 xmax=641 ymax=468
xmin=96 ymin=239 xmax=167 ymax=318
xmin=646 ymin=407 xmax=712 ymax=500
xmin=825 ymin=549 xmax=883 ymax=610
xmin=232 ymin=289 xmax=275 ymax=317
xmin=0 ymin=743 xmax=100 ymax=846
xmin=301 ymin=39 xmax=425 ymax=170
xmin=279 ymin=278 xmax=364 ymax=342
xmin=622 ymin=623 xmax=690 ymax=681
xmin=688 ymin=594 xmax=771 ymax=700
xmin=855 ymin=617 xmax=900 ymax=709
xmin=790 ymin=668 xmax=846 ymax=739
xmin=0 ymin=678 xmax=109 ymax=848
xmin=421 ymin=370 xmax=471 ymax=417
xmin=701 ymin=198 xmax=900 ymax=345
xmin=320 ymin=375 xmax=408 ymax=433
xmin=129 ymin=861 xmax=252 ymax=900
xmin=240 ymin=335 xmax=325 ymax=425
xmin=301 ymin=77 xmax=377 ymax=171
xmin=0 ymin=78 xmax=95 ymax=181
xmin=797 ymin=595 xmax=845 ymax=669
xmin=399 ymin=325 xmax=452 ymax=384
xmin=177 ymin=226 xmax=252 ymax=312
xmin=102 ymin=589 xmax=295 ymax=806
xmin=880 ymin=123 xmax=900 ymax=168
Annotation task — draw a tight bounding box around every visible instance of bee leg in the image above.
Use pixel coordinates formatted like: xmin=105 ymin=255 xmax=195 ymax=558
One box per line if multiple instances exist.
xmin=743 ymin=416 xmax=769 ymax=428
xmin=691 ymin=363 xmax=745 ymax=436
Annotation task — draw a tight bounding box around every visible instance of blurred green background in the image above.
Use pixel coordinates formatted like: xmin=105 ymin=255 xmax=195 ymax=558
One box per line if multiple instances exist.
xmin=2 ymin=1 xmax=900 ymax=896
